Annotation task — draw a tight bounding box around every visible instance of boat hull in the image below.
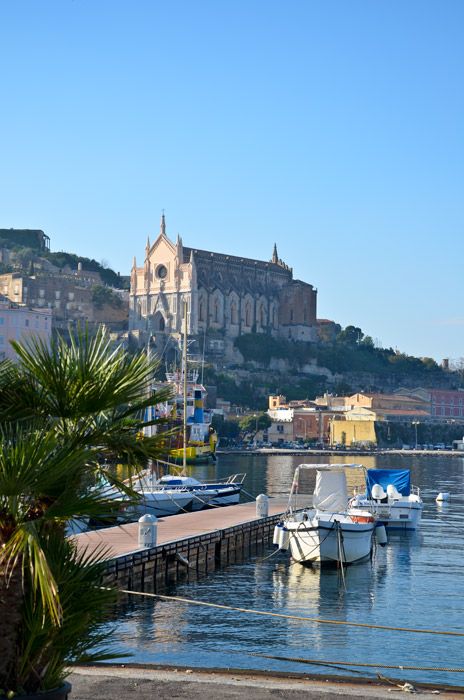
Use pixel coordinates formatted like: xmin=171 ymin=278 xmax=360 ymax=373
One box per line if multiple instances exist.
xmin=169 ymin=444 xmax=216 ymax=464
xmin=373 ymin=502 xmax=423 ymax=530
xmin=173 ymin=484 xmax=242 ymax=510
xmin=132 ymin=491 xmax=194 ymax=518
xmin=285 ymin=516 xmax=374 ymax=566
xmin=357 ymin=497 xmax=423 ymax=530
xmin=208 ymin=485 xmax=242 ymax=507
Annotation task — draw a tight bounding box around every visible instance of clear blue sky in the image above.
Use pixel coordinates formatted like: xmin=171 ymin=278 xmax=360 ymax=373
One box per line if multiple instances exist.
xmin=1 ymin=0 xmax=463 ymax=362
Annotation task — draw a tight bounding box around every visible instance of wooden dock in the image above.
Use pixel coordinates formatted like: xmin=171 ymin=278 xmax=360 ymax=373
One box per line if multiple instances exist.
xmin=73 ymin=497 xmax=297 ymax=592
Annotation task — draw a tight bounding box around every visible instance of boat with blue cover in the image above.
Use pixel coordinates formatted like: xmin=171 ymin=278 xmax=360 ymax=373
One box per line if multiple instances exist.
xmin=352 ymin=468 xmax=423 ymax=530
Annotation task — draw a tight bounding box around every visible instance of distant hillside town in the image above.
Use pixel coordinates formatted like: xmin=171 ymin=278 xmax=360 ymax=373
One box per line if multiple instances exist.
xmin=0 ymin=228 xmax=129 ymax=349
xmin=264 ymin=389 xmax=464 ymax=450
xmin=0 ymin=225 xmax=462 ymax=425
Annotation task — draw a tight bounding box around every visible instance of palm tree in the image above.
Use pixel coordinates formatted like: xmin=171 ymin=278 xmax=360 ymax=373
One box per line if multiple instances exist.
xmin=0 ymin=327 xmax=173 ymax=695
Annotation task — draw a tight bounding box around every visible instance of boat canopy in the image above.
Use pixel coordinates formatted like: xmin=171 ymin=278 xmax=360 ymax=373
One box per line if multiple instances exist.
xmin=366 ymin=469 xmax=411 ymax=498
xmin=313 ymin=470 xmax=348 ymax=512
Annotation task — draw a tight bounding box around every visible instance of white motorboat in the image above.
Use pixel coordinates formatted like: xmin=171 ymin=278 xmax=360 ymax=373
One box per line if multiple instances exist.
xmin=156 ymin=473 xmax=246 ymax=511
xmin=128 ymin=471 xmax=194 ymax=517
xmin=130 ymin=483 xmax=194 ymax=518
xmin=128 ymin=468 xmax=245 ymax=517
xmin=278 ymin=464 xmax=379 ymax=567
xmin=353 ymin=468 xmax=423 ymax=530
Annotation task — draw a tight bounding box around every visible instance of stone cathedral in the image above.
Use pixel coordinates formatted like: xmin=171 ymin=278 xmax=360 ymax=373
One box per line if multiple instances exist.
xmin=129 ymin=216 xmax=317 ymax=361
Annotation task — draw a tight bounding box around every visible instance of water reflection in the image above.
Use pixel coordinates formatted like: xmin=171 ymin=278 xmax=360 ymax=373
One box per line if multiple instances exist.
xmin=270 ymin=560 xmax=377 ymax=652
xmin=109 ymin=454 xmax=464 ymax=687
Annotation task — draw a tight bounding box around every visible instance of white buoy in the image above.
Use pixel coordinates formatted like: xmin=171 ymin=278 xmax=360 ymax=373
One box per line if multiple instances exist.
xmin=436 ymin=492 xmax=450 ymax=502
xmin=138 ymin=513 xmax=158 ymax=548
xmin=375 ymin=523 xmax=387 ymax=547
xmin=256 ymin=493 xmax=269 ymax=518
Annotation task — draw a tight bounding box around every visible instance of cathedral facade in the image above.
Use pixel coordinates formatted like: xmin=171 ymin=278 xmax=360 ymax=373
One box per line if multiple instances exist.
xmin=129 ymin=216 xmax=317 ymax=359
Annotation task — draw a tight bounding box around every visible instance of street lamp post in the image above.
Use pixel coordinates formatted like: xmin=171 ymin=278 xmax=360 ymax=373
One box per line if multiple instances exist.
xmin=253 ymin=414 xmax=258 ymax=445
xmin=412 ymin=421 xmax=420 ymax=449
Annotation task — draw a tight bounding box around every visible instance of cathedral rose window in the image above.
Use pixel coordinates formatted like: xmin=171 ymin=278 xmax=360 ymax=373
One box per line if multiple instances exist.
xmin=156 ymin=265 xmax=168 ymax=279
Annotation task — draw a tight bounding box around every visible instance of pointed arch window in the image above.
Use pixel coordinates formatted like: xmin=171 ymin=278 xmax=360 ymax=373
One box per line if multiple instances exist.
xmin=245 ymin=303 xmax=251 ymax=327
xmin=199 ymin=301 xmax=205 ymax=322
xmin=231 ymin=300 xmax=238 ymax=324
xmin=214 ymin=301 xmax=219 ymax=323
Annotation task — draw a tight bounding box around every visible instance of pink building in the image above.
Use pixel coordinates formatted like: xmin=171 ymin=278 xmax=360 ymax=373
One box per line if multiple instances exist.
xmin=0 ymin=297 xmax=52 ymax=361
xmin=430 ymin=389 xmax=464 ymax=420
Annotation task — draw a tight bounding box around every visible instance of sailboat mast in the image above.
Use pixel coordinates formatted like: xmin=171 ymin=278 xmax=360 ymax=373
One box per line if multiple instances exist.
xmin=182 ymin=300 xmax=188 ymax=471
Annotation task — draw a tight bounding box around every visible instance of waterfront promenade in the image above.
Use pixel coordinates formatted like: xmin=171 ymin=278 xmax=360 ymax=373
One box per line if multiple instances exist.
xmin=69 ymin=665 xmax=464 ymax=699
xmin=218 ymin=446 xmax=461 ymax=457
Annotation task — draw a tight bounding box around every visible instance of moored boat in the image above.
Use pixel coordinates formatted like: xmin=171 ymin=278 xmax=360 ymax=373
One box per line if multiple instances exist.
xmin=156 ymin=473 xmax=246 ymax=510
xmin=152 ymin=364 xmax=218 ymax=465
xmin=129 ymin=486 xmax=194 ymax=518
xmin=353 ymin=468 xmax=423 ymax=530
xmin=279 ymin=464 xmax=379 ymax=567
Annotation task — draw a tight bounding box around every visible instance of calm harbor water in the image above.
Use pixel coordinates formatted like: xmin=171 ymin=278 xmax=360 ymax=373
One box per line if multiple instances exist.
xmin=107 ymin=453 xmax=464 ymax=688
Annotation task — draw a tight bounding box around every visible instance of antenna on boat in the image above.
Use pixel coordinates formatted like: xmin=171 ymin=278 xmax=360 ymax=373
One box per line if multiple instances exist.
xmin=182 ymin=299 xmax=188 ymax=473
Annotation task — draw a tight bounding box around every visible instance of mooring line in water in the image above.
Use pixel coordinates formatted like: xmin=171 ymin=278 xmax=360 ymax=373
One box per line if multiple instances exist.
xmin=247 ymin=652 xmax=464 ymax=674
xmin=224 ymin=649 xmax=366 ymax=676
xmin=116 ymin=588 xmax=464 ymax=638
xmin=256 ymin=652 xmax=464 ymax=675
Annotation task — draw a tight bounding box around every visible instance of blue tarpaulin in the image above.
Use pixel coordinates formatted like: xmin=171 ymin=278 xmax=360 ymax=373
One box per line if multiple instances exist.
xmin=366 ymin=469 xmax=411 ymax=497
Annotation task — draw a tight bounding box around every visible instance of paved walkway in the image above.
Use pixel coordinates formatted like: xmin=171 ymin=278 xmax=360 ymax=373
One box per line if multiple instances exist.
xmin=69 ymin=665 xmax=464 ymax=699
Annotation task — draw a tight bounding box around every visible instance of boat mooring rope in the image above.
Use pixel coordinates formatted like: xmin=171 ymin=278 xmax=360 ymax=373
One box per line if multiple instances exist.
xmin=116 ymin=588 xmax=464 ymax=638
xmin=246 ymin=651 xmax=464 ymax=674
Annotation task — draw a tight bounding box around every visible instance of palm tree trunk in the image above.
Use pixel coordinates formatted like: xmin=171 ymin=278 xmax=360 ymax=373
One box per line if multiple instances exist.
xmin=0 ymin=557 xmax=24 ymax=689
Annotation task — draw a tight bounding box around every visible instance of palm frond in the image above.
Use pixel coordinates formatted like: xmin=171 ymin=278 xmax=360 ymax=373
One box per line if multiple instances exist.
xmin=3 ymin=523 xmax=62 ymax=626
xmin=17 ymin=536 xmax=119 ymax=693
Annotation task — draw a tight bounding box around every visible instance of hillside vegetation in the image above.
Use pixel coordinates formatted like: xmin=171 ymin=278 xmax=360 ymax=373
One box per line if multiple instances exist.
xmin=199 ymin=325 xmax=463 ymax=410
xmin=0 ymin=232 xmax=128 ymax=289
xmin=234 ymin=326 xmax=445 ymax=383
xmin=44 ymin=252 xmax=128 ymax=288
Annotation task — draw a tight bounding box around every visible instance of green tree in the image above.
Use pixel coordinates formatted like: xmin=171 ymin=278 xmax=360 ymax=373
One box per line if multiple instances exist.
xmin=0 ymin=327 xmax=173 ymax=695
xmin=91 ymin=284 xmax=123 ymax=309
xmin=239 ymin=413 xmax=271 ymax=433
xmin=337 ymin=325 xmax=364 ymax=346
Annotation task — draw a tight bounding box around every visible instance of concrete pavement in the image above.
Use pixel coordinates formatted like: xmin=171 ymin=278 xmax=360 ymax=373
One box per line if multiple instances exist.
xmin=68 ymin=665 xmax=464 ymax=699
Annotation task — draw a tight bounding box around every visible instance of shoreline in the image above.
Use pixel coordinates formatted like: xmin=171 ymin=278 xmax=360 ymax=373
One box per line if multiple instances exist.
xmin=217 ymin=447 xmax=463 ymax=457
